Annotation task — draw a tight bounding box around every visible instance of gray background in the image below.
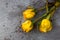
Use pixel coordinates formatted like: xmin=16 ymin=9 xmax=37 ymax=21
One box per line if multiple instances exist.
xmin=0 ymin=0 xmax=60 ymax=40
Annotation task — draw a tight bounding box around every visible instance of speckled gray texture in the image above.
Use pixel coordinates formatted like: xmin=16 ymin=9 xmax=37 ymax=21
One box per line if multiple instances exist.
xmin=0 ymin=0 xmax=60 ymax=40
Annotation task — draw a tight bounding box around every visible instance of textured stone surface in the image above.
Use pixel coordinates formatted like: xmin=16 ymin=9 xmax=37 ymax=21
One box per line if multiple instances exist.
xmin=0 ymin=0 xmax=60 ymax=40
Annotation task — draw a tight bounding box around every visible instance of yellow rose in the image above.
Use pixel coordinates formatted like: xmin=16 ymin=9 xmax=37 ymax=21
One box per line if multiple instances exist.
xmin=23 ymin=9 xmax=35 ymax=19
xmin=39 ymin=19 xmax=52 ymax=33
xmin=21 ymin=20 xmax=33 ymax=32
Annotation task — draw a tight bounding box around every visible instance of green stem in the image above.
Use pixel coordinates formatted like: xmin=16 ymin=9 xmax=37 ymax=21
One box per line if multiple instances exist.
xmin=46 ymin=14 xmax=51 ymax=19
xmin=57 ymin=0 xmax=60 ymax=2
xmin=46 ymin=0 xmax=49 ymax=13
xmin=33 ymin=6 xmax=55 ymax=23
xmin=46 ymin=10 xmax=55 ymax=19
xmin=38 ymin=6 xmax=45 ymax=11
xmin=34 ymin=6 xmax=45 ymax=13
xmin=46 ymin=2 xmax=60 ymax=19
xmin=33 ymin=2 xmax=60 ymax=23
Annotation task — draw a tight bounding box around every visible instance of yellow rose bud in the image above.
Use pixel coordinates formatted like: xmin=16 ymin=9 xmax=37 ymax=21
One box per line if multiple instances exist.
xmin=39 ymin=19 xmax=52 ymax=33
xmin=21 ymin=20 xmax=33 ymax=32
xmin=23 ymin=9 xmax=35 ymax=19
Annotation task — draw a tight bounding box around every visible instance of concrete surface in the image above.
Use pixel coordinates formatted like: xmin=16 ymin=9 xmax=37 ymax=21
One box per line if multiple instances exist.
xmin=0 ymin=0 xmax=60 ymax=40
